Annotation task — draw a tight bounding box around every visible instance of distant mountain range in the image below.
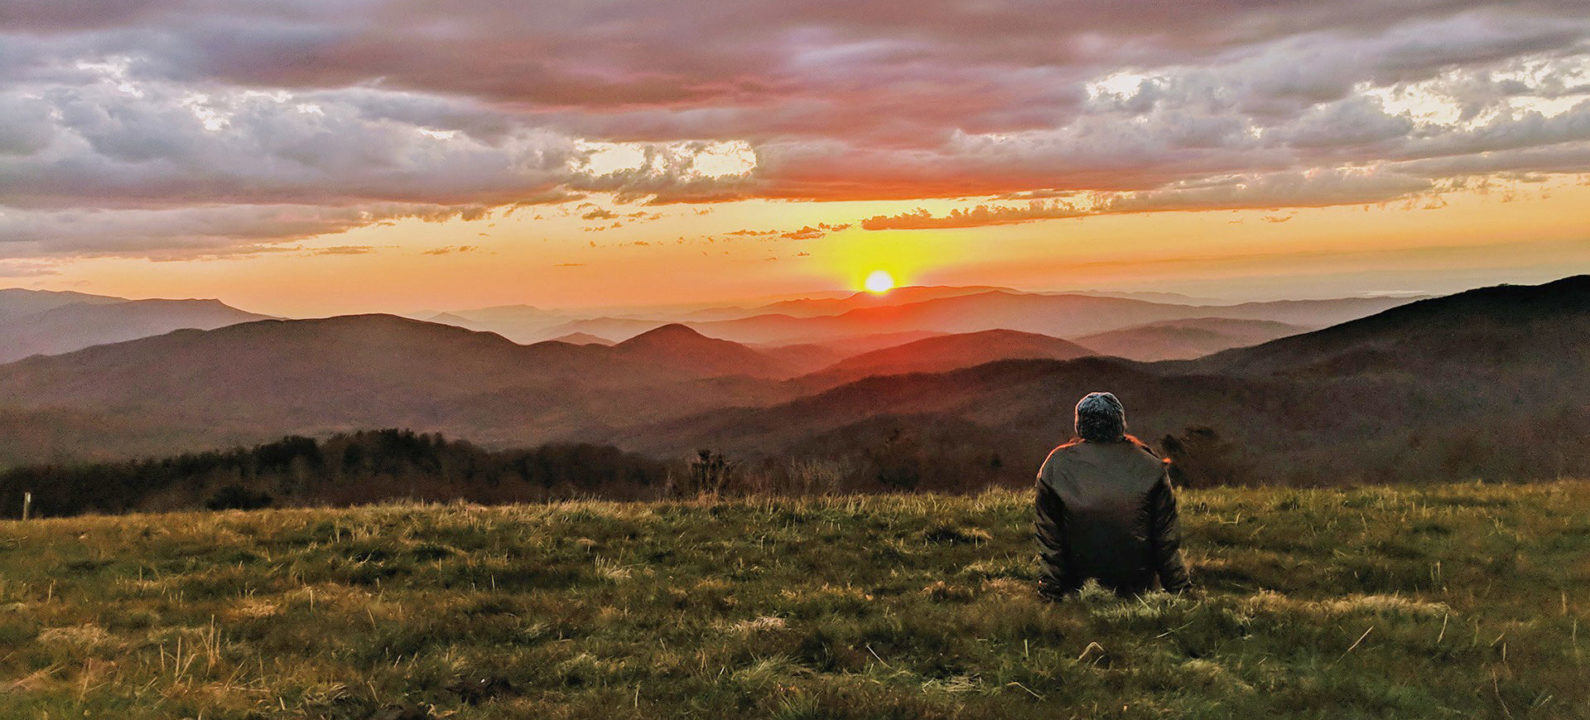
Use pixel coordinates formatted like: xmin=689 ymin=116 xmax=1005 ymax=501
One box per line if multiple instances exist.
xmin=0 ymin=285 xmax=1416 ymax=368
xmin=0 ymin=315 xmax=806 ymax=463
xmin=535 ymin=291 xmax=1415 ymax=348
xmin=610 ymin=276 xmax=1589 ymax=486
xmin=0 ymin=289 xmax=125 ymax=320
xmin=677 ymin=285 xmax=1015 ymax=321
xmin=0 ymin=290 xmax=272 ymax=364
xmin=5 ymin=278 xmax=1576 ymax=489
xmin=425 ymin=286 xmax=1420 ymax=350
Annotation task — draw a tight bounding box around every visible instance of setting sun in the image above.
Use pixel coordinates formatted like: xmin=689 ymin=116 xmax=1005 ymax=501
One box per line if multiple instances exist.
xmin=864 ymin=270 xmax=895 ymax=294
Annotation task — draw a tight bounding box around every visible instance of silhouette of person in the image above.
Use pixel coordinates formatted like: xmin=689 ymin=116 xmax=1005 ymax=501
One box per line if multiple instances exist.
xmin=1035 ymin=392 xmax=1191 ymax=598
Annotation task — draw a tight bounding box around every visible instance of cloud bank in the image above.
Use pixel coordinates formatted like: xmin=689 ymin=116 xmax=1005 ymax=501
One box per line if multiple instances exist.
xmin=1 ymin=0 xmax=1587 ymax=254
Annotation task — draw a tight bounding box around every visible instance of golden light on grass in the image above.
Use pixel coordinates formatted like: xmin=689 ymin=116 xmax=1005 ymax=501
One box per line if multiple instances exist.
xmin=864 ymin=270 xmax=895 ymax=294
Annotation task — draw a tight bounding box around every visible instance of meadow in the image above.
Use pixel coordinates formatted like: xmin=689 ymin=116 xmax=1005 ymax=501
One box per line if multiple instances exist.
xmin=1 ymin=481 xmax=1586 ymax=719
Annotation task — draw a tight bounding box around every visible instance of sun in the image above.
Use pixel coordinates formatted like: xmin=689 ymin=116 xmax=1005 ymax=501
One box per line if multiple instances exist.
xmin=864 ymin=270 xmax=895 ymax=294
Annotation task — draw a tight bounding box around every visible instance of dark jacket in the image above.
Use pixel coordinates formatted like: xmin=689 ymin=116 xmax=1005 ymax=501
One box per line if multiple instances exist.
xmin=1034 ymin=438 xmax=1191 ymax=598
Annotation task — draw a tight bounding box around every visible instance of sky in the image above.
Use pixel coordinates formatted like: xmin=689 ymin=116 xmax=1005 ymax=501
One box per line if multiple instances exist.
xmin=1 ymin=0 xmax=1588 ymax=316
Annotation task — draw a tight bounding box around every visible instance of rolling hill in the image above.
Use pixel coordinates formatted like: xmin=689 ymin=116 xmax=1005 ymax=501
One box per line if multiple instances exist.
xmin=616 ymin=277 xmax=1590 ymax=486
xmin=0 ymin=316 xmax=800 ymax=464
xmin=610 ymin=323 xmax=794 ymax=378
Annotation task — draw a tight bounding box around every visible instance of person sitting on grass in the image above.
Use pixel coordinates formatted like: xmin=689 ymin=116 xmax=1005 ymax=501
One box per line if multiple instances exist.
xmin=1035 ymin=391 xmax=1191 ymax=599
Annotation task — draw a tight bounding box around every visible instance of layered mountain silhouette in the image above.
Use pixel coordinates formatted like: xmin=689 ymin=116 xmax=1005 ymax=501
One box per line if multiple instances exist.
xmin=548 ymin=332 xmax=615 ymax=346
xmin=426 ymin=304 xmax=574 ymax=343
xmin=0 ymin=278 xmax=1579 ymax=487
xmin=453 ymin=287 xmax=1415 ymax=345
xmin=0 ymin=316 xmax=798 ymax=463
xmin=679 ymin=285 xmax=1014 ymax=321
xmin=681 ymin=291 xmax=1415 ymax=345
xmin=609 ymin=324 xmax=794 ymax=378
xmin=0 ymin=289 xmax=126 ymax=320
xmin=614 ymin=277 xmax=1589 ymax=486
xmin=0 ymin=291 xmax=272 ymax=363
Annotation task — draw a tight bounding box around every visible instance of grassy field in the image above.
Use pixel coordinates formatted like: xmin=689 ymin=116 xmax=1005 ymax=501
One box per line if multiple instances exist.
xmin=1 ymin=482 xmax=1587 ymax=719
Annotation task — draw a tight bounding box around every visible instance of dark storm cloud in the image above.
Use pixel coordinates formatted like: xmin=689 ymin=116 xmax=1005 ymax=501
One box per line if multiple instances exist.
xmin=0 ymin=0 xmax=1587 ymax=253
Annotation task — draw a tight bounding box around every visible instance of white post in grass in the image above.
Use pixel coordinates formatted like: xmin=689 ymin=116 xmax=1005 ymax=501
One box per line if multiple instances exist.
xmin=21 ymin=492 xmax=30 ymax=521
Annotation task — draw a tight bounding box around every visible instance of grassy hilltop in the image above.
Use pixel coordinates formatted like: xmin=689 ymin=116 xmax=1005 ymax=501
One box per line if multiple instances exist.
xmin=2 ymin=482 xmax=1587 ymax=719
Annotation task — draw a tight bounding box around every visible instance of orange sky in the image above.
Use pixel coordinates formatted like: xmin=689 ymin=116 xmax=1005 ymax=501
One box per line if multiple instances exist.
xmin=16 ymin=176 xmax=1585 ymax=317
xmin=3 ymin=1 xmax=1588 ymax=315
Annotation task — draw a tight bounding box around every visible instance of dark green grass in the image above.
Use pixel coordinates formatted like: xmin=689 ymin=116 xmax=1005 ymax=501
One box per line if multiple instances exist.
xmin=2 ymin=482 xmax=1587 ymax=719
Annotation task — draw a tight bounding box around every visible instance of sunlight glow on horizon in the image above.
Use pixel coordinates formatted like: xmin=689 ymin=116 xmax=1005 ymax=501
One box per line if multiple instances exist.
xmin=20 ymin=176 xmax=1590 ymax=317
xmin=864 ymin=270 xmax=896 ymax=294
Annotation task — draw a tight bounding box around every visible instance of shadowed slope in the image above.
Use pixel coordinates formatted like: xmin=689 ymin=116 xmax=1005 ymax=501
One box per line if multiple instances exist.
xmin=1200 ymin=275 xmax=1590 ymax=377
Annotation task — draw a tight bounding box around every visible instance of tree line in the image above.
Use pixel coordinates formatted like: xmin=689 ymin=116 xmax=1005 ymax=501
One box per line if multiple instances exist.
xmin=0 ymin=429 xmax=671 ymax=518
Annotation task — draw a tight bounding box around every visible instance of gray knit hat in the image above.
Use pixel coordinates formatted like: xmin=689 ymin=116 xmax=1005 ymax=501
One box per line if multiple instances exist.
xmin=1075 ymin=392 xmax=1126 ymax=442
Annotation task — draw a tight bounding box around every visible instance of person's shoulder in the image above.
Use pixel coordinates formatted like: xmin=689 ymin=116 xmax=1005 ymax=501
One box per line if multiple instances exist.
xmin=1125 ymin=435 xmax=1161 ymax=459
xmin=1038 ymin=441 xmax=1083 ymax=473
xmin=1120 ymin=436 xmax=1171 ymax=475
xmin=1047 ymin=440 xmax=1084 ymax=458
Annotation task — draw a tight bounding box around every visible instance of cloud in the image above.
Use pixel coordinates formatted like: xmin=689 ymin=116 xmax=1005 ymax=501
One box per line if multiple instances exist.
xmin=779 ymin=226 xmax=825 ymax=240
xmin=310 ymin=245 xmax=374 ymax=255
xmin=421 ymin=245 xmax=478 ymax=255
xmin=0 ymin=259 xmax=61 ymax=278
xmin=778 ymin=222 xmax=849 ymax=240
xmin=861 ymin=202 xmax=1088 ymax=230
xmin=0 ymin=203 xmax=493 ymax=259
xmin=0 ymin=1 xmax=1587 ymax=256
xmin=1102 ymin=167 xmax=1435 ymax=213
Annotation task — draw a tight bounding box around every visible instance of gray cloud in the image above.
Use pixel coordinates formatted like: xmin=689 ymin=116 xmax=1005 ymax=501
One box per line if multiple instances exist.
xmin=0 ymin=203 xmax=491 ymax=258
xmin=0 ymin=0 xmax=1586 ymax=255
xmin=1102 ymin=168 xmax=1436 ymax=213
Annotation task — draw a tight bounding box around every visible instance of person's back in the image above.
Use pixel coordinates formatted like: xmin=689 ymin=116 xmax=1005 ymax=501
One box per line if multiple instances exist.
xmin=1035 ymin=392 xmax=1190 ymax=598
